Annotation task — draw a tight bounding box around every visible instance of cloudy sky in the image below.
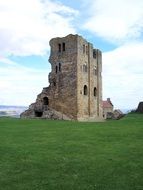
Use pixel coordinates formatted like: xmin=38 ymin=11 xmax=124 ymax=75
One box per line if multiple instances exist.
xmin=0 ymin=0 xmax=143 ymax=111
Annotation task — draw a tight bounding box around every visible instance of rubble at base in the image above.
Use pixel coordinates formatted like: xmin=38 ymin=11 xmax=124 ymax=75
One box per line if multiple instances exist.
xmin=20 ymin=88 xmax=72 ymax=120
xmin=21 ymin=107 xmax=72 ymax=120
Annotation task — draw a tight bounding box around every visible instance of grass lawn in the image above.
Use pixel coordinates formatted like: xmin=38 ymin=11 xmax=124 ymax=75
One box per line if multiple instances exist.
xmin=0 ymin=113 xmax=143 ymax=190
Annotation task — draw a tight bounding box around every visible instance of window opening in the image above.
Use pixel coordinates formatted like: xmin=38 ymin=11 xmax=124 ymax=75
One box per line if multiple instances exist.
xmin=84 ymin=85 xmax=88 ymax=95
xmin=53 ymin=81 xmax=56 ymax=86
xmin=62 ymin=43 xmax=65 ymax=51
xmin=59 ymin=63 xmax=61 ymax=72
xmin=83 ymin=45 xmax=85 ymax=54
xmin=58 ymin=44 xmax=61 ymax=52
xmin=43 ymin=97 xmax=49 ymax=105
xmin=56 ymin=65 xmax=58 ymax=73
xmin=94 ymin=87 xmax=97 ymax=96
xmin=93 ymin=50 xmax=96 ymax=58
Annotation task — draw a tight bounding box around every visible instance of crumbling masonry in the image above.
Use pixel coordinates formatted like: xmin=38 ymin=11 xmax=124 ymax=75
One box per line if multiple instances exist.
xmin=21 ymin=34 xmax=103 ymax=121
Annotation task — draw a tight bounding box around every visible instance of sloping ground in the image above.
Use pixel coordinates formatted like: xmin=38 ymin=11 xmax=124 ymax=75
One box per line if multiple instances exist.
xmin=0 ymin=113 xmax=143 ymax=190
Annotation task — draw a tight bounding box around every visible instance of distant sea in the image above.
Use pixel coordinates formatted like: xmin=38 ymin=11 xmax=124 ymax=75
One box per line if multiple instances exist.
xmin=120 ymin=109 xmax=130 ymax=114
xmin=0 ymin=105 xmax=27 ymax=118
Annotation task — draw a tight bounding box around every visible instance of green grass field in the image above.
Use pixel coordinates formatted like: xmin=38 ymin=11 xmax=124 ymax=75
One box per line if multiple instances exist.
xmin=0 ymin=113 xmax=143 ymax=190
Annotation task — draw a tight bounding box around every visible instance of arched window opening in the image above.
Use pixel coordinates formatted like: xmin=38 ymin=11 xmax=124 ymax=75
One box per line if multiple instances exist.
xmin=94 ymin=87 xmax=97 ymax=97
xmin=56 ymin=65 xmax=58 ymax=73
xmin=62 ymin=43 xmax=65 ymax=51
xmin=59 ymin=63 xmax=61 ymax=72
xmin=83 ymin=45 xmax=85 ymax=54
xmin=58 ymin=44 xmax=61 ymax=52
xmin=35 ymin=111 xmax=43 ymax=117
xmin=84 ymin=85 xmax=88 ymax=95
xmin=43 ymin=97 xmax=49 ymax=105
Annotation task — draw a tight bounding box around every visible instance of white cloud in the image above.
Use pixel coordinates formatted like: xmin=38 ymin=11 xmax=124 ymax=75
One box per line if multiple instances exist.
xmin=0 ymin=0 xmax=78 ymax=56
xmin=80 ymin=0 xmax=143 ymax=110
xmin=0 ymin=0 xmax=79 ymax=106
xmin=0 ymin=0 xmax=142 ymax=111
xmin=83 ymin=0 xmax=143 ymax=43
xmin=0 ymin=58 xmax=50 ymax=106
xmin=103 ymin=42 xmax=143 ymax=110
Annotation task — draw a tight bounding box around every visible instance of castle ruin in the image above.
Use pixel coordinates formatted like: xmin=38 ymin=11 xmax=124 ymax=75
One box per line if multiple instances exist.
xmin=21 ymin=34 xmax=103 ymax=121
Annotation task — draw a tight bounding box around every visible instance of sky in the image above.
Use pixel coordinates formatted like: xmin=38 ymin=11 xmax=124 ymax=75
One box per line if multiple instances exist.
xmin=0 ymin=0 xmax=143 ymax=111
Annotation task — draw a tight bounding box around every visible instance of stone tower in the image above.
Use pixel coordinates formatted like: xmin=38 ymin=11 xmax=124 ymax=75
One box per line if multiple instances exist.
xmin=21 ymin=34 xmax=103 ymax=121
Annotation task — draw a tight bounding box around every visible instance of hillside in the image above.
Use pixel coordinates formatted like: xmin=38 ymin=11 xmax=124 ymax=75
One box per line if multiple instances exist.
xmin=0 ymin=105 xmax=27 ymax=117
xmin=0 ymin=113 xmax=143 ymax=190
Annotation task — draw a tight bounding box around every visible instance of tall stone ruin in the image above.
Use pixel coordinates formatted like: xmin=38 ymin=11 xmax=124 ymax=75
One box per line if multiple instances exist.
xmin=21 ymin=34 xmax=103 ymax=121
xmin=136 ymin=102 xmax=143 ymax=113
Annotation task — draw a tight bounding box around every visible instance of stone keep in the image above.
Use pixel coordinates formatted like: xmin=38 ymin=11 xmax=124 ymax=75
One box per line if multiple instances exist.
xmin=21 ymin=34 xmax=103 ymax=121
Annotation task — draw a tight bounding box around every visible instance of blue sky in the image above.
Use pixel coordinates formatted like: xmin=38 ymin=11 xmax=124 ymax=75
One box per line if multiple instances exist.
xmin=0 ymin=0 xmax=143 ymax=110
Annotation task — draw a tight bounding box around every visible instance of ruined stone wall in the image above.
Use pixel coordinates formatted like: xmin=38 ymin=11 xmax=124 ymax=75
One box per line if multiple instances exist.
xmin=77 ymin=36 xmax=89 ymax=118
xmin=48 ymin=34 xmax=78 ymax=119
xmin=77 ymin=36 xmax=103 ymax=120
xmin=21 ymin=34 xmax=103 ymax=121
xmin=103 ymin=107 xmax=113 ymax=119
